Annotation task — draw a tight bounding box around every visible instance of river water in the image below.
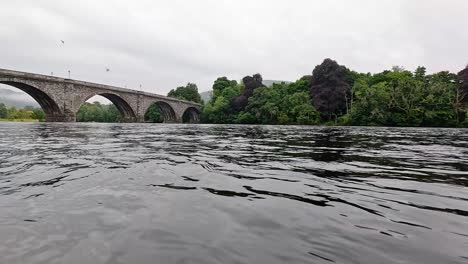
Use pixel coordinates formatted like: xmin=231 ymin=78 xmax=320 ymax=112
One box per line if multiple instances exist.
xmin=0 ymin=123 xmax=467 ymax=264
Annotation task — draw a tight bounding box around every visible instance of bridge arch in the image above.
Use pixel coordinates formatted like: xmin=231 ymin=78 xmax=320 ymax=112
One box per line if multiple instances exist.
xmin=144 ymin=101 xmax=177 ymax=123
xmin=182 ymin=107 xmax=200 ymax=123
xmin=76 ymin=92 xmax=137 ymax=122
xmin=0 ymin=79 xmax=64 ymax=122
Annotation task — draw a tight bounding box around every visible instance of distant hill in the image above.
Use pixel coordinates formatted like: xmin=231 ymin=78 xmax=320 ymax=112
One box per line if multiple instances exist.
xmin=262 ymin=80 xmax=291 ymax=87
xmin=0 ymin=87 xmax=39 ymax=108
xmin=200 ymin=91 xmax=212 ymax=103
xmin=199 ymin=80 xmax=290 ymax=103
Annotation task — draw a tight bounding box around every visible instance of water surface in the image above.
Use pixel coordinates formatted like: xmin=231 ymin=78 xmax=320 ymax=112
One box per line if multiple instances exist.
xmin=0 ymin=123 xmax=467 ymax=264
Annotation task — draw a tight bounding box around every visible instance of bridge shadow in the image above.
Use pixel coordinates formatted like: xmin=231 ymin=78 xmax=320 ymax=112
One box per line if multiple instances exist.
xmin=182 ymin=107 xmax=200 ymax=123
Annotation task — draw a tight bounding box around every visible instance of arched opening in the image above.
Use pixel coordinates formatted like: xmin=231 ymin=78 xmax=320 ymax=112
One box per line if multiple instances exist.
xmin=0 ymin=82 xmax=62 ymax=122
xmin=182 ymin=107 xmax=200 ymax=123
xmin=76 ymin=93 xmax=137 ymax=122
xmin=144 ymin=101 xmax=177 ymax=123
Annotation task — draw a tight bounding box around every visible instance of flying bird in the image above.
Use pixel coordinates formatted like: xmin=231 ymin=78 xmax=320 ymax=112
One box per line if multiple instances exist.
xmin=60 ymin=40 xmax=65 ymax=44
xmin=105 ymin=68 xmax=110 ymax=72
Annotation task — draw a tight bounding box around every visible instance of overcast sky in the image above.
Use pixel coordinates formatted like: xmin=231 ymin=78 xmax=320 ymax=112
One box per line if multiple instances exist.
xmin=1 ymin=0 xmax=468 ymax=97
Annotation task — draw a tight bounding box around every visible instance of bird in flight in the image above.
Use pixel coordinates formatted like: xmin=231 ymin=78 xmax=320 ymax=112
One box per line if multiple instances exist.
xmin=105 ymin=68 xmax=110 ymax=72
xmin=60 ymin=40 xmax=65 ymax=44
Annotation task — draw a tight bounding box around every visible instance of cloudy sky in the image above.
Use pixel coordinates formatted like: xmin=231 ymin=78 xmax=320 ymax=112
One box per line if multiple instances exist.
xmin=1 ymin=0 xmax=467 ymax=98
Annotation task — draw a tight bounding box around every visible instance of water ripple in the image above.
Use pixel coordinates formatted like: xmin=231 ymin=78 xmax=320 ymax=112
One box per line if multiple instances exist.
xmin=0 ymin=123 xmax=467 ymax=264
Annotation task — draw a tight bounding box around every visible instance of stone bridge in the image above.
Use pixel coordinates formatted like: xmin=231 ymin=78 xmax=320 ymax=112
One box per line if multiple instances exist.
xmin=0 ymin=68 xmax=201 ymax=123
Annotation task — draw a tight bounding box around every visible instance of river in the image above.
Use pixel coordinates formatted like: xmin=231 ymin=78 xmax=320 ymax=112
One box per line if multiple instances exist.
xmin=0 ymin=123 xmax=467 ymax=264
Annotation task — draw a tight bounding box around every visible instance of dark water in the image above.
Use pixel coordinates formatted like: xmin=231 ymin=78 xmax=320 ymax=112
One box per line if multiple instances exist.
xmin=0 ymin=123 xmax=467 ymax=264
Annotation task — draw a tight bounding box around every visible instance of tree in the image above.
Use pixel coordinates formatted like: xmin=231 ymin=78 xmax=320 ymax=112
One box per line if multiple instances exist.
xmin=348 ymin=81 xmax=391 ymax=126
xmin=458 ymin=67 xmax=468 ymax=104
xmin=168 ymin=83 xmax=202 ymax=103
xmin=243 ymin=80 xmax=319 ymax=125
xmin=457 ymin=67 xmax=468 ymax=125
xmin=386 ymin=74 xmax=425 ymax=126
xmin=287 ymin=75 xmax=311 ymax=94
xmin=348 ymin=68 xmax=459 ymax=127
xmin=414 ymin=66 xmax=427 ymax=82
xmin=31 ymin=108 xmax=46 ymax=121
xmin=201 ymin=76 xmax=242 ymax=123
xmin=310 ymin=59 xmax=351 ymax=121
xmin=420 ymin=82 xmax=457 ymax=126
xmin=429 ymin=71 xmax=457 ymax=84
xmin=231 ymin=74 xmax=265 ymax=112
xmin=212 ymin=77 xmax=238 ymax=102
xmin=104 ymin=105 xmax=121 ymax=122
xmin=144 ymin=104 xmax=164 ymax=123
xmin=0 ymin=103 xmax=7 ymax=118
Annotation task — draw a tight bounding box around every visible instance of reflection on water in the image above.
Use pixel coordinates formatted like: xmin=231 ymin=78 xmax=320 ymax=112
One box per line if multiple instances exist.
xmin=0 ymin=123 xmax=467 ymax=264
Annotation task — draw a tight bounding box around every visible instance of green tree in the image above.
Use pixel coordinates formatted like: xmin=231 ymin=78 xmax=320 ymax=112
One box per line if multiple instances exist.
xmin=103 ymin=105 xmax=121 ymax=122
xmin=168 ymin=83 xmax=202 ymax=103
xmin=0 ymin=103 xmax=7 ymax=118
xmin=32 ymin=108 xmax=46 ymax=121
xmin=212 ymin=77 xmax=238 ymax=102
xmin=144 ymin=104 xmax=164 ymax=123
xmin=348 ymin=81 xmax=391 ymax=126
xmin=7 ymin=107 xmax=18 ymax=120
xmin=201 ymin=77 xmax=242 ymax=123
xmin=202 ymin=95 xmax=232 ymax=123
xmin=414 ymin=66 xmax=427 ymax=82
xmin=243 ymin=81 xmax=319 ymax=125
xmin=348 ymin=67 xmax=459 ymax=127
xmin=420 ymin=82 xmax=457 ymax=126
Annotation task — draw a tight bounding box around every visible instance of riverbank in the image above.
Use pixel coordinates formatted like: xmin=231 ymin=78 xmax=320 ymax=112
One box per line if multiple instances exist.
xmin=0 ymin=118 xmax=40 ymax=122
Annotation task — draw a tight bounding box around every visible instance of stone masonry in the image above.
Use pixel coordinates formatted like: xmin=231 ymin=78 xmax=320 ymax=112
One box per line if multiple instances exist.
xmin=0 ymin=68 xmax=201 ymax=123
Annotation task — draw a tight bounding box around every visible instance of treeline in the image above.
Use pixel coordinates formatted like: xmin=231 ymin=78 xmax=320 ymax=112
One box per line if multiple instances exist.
xmin=2 ymin=61 xmax=467 ymax=127
xmin=0 ymin=103 xmax=45 ymax=121
xmin=201 ymin=59 xmax=468 ymax=127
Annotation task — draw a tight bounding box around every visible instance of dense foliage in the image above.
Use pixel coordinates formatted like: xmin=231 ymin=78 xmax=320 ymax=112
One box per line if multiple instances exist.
xmin=460 ymin=67 xmax=468 ymax=104
xmin=0 ymin=103 xmax=7 ymax=118
xmin=76 ymin=102 xmax=121 ymax=122
xmin=0 ymin=103 xmax=45 ymax=121
xmin=201 ymin=59 xmax=468 ymax=127
xmin=144 ymin=104 xmax=164 ymax=123
xmin=202 ymin=75 xmax=320 ymax=125
xmin=310 ymin=59 xmax=351 ymax=121
xmin=346 ymin=67 xmax=461 ymax=127
xmin=168 ymin=83 xmax=202 ymax=103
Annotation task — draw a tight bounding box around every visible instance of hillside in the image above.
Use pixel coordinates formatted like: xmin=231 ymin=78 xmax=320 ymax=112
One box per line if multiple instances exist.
xmin=262 ymin=80 xmax=291 ymax=87
xmin=0 ymin=87 xmax=39 ymax=108
xmin=200 ymin=91 xmax=213 ymax=103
